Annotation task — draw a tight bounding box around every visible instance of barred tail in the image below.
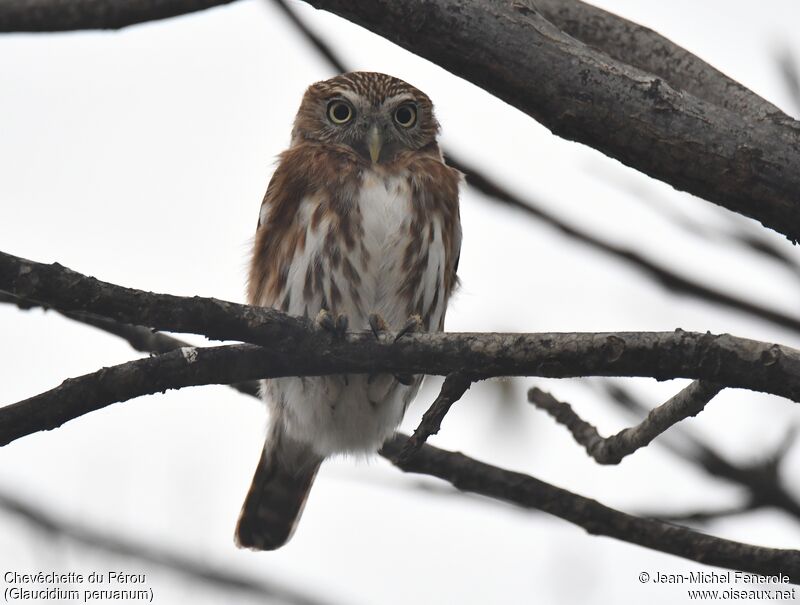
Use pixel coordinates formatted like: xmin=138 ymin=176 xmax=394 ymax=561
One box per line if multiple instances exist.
xmin=235 ymin=430 xmax=322 ymax=551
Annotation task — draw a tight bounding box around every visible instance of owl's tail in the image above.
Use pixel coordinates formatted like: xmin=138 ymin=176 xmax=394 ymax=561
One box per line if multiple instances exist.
xmin=235 ymin=429 xmax=322 ymax=551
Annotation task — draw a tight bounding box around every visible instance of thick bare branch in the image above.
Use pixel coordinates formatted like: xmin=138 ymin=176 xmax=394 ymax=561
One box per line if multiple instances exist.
xmin=381 ymin=434 xmax=800 ymax=580
xmin=533 ymin=0 xmax=781 ymax=118
xmin=400 ymin=372 xmax=473 ymax=460
xmin=302 ymin=0 xmax=800 ymax=242
xmin=529 ymin=381 xmax=723 ymax=464
xmin=4 ymin=323 xmax=800 ymax=448
xmin=1 ymin=291 xmax=262 ymax=398
xmin=0 ymin=251 xmax=313 ymax=347
xmin=0 ymin=0 xmax=237 ymax=31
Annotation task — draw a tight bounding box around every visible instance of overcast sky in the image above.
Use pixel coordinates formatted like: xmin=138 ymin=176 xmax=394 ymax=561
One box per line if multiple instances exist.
xmin=2 ymin=1 xmax=800 ymax=603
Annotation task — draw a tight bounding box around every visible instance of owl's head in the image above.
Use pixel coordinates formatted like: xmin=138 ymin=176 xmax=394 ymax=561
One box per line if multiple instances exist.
xmin=291 ymin=72 xmax=440 ymax=164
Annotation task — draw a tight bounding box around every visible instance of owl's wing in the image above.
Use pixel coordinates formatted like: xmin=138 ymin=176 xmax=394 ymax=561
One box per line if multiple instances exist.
xmin=248 ymin=153 xmax=310 ymax=307
xmin=256 ymin=170 xmax=281 ymax=232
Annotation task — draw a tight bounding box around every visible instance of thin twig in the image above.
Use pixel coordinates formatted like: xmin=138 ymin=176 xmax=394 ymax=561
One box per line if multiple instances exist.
xmin=399 ymin=372 xmax=473 ymax=461
xmin=777 ymin=49 xmax=800 ymax=117
xmin=529 ymin=381 xmax=723 ymax=464
xmin=447 ymin=154 xmax=800 ymax=337
xmin=637 ymin=502 xmax=761 ymax=525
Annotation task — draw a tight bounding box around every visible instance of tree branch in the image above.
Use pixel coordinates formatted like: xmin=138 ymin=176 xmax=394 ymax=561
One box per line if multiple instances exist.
xmin=4 ymin=322 xmax=800 ymax=449
xmin=532 ymin=0 xmax=781 ymax=119
xmin=529 ymin=381 xmax=723 ymax=464
xmin=302 ymin=0 xmax=800 ymax=242
xmin=399 ymin=372 xmax=473 ymax=460
xmin=0 ymin=0 xmax=238 ymax=31
xmin=381 ymin=434 xmax=800 ymax=580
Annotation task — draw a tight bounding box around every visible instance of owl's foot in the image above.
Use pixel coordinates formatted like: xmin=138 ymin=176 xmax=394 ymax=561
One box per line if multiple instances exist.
xmin=394 ymin=314 xmax=423 ymax=343
xmin=368 ymin=313 xmax=416 ymax=386
xmin=315 ymin=309 xmax=348 ymax=339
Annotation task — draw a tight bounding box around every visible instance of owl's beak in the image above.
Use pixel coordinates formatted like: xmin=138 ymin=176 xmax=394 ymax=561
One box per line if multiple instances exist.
xmin=367 ymin=125 xmax=383 ymax=164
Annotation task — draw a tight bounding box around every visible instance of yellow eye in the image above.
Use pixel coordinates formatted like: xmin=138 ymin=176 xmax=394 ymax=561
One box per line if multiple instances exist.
xmin=394 ymin=104 xmax=417 ymax=128
xmin=327 ymin=100 xmax=353 ymax=124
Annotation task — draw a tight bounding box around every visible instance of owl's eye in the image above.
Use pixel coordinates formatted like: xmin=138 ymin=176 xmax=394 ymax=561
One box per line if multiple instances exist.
xmin=394 ymin=104 xmax=417 ymax=128
xmin=327 ymin=100 xmax=353 ymax=124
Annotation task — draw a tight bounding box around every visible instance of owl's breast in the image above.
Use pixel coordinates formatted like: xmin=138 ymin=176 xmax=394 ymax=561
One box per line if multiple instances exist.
xmin=270 ymin=169 xmax=447 ymax=332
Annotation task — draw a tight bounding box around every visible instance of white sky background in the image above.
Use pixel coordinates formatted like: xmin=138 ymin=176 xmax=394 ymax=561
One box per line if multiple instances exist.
xmin=1 ymin=1 xmax=800 ymax=603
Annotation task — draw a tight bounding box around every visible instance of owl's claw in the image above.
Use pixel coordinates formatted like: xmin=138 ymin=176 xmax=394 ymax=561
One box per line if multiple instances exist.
xmin=316 ymin=310 xmax=348 ymax=339
xmin=368 ymin=313 xmax=416 ymax=385
xmin=394 ymin=373 xmax=415 ymax=386
xmin=368 ymin=313 xmax=389 ymax=341
xmin=394 ymin=314 xmax=423 ymax=343
xmin=394 ymin=314 xmax=423 ymax=385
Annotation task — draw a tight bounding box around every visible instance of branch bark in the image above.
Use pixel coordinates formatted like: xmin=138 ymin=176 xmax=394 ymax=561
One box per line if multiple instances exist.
xmin=4 ymin=325 xmax=800 ymax=448
xmin=532 ymin=0 xmax=781 ymax=119
xmin=0 ymin=0 xmax=237 ymax=31
xmin=381 ymin=435 xmax=800 ymax=580
xmin=302 ymin=0 xmax=800 ymax=242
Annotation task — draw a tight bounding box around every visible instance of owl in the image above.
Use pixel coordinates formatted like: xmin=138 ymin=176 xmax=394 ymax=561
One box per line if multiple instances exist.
xmin=235 ymin=72 xmax=462 ymax=550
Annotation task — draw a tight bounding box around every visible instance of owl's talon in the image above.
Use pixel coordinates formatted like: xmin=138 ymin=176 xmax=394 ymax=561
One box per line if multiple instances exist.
xmin=394 ymin=373 xmax=415 ymax=386
xmin=335 ymin=313 xmax=349 ymax=338
xmin=315 ymin=309 xmax=336 ymax=333
xmin=315 ymin=310 xmax=348 ymax=338
xmin=368 ymin=313 xmax=389 ymax=341
xmin=394 ymin=314 xmax=423 ymax=343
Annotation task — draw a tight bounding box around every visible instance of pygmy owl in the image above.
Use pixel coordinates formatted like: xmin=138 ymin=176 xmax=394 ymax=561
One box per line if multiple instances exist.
xmin=235 ymin=72 xmax=462 ymax=550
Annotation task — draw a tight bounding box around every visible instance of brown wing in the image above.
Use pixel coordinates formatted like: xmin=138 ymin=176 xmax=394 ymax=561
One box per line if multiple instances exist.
xmin=248 ymin=144 xmax=362 ymax=308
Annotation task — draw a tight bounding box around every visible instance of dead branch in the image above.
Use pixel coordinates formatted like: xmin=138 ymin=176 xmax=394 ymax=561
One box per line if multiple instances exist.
xmin=399 ymin=372 xmax=473 ymax=460
xmin=529 ymin=381 xmax=723 ymax=464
